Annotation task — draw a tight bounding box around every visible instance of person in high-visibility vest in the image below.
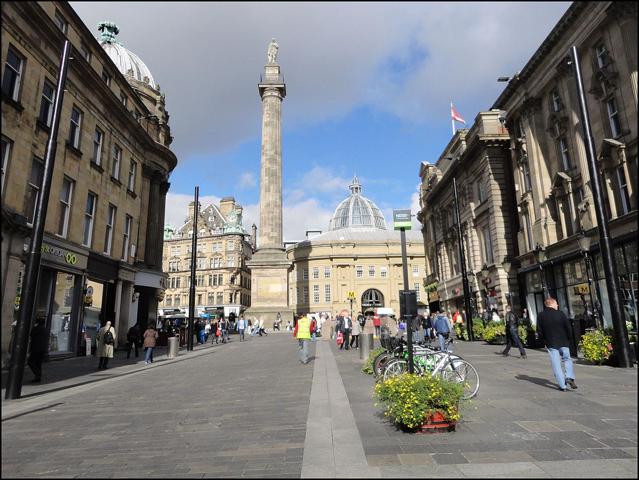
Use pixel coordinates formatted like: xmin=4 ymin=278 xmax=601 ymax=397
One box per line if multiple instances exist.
xmin=294 ymin=314 xmax=312 ymax=364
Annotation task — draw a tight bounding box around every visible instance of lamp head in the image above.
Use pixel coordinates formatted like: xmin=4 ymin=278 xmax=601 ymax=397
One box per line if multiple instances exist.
xmin=533 ymin=243 xmax=547 ymax=264
xmin=577 ymin=230 xmax=591 ymax=252
xmin=502 ymin=256 xmax=512 ymax=273
xmin=481 ymin=264 xmax=490 ymax=278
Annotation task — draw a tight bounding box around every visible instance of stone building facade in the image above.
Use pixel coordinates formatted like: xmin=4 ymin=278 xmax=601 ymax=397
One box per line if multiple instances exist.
xmin=1 ymin=1 xmax=177 ymax=365
xmin=287 ymin=177 xmax=426 ymax=318
xmin=417 ymin=111 xmax=516 ymax=318
xmin=160 ymin=197 xmax=253 ymax=318
xmin=492 ymin=1 xmax=637 ymax=328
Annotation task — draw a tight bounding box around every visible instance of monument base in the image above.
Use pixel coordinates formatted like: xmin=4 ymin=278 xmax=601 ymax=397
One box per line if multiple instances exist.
xmin=246 ymin=247 xmax=292 ymax=329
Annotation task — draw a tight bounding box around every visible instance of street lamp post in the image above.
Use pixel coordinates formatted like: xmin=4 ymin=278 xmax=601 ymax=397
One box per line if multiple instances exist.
xmin=453 ymin=177 xmax=474 ymax=341
xmin=577 ymin=230 xmax=601 ymax=330
xmin=532 ymin=244 xmax=549 ymax=299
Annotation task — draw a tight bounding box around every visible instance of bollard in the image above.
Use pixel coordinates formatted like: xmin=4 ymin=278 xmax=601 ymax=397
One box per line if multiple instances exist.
xmin=359 ymin=333 xmax=374 ymax=360
xmin=167 ymin=336 xmax=179 ymax=359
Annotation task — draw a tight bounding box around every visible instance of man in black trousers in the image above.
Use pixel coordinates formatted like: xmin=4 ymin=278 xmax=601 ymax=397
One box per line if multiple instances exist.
xmin=341 ymin=314 xmax=352 ymax=350
xmin=27 ymin=317 xmax=49 ymax=383
xmin=501 ymin=305 xmax=527 ymax=358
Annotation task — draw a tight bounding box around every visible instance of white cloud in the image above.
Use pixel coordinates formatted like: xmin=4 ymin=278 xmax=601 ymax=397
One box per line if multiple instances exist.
xmin=238 ymin=172 xmax=257 ymax=189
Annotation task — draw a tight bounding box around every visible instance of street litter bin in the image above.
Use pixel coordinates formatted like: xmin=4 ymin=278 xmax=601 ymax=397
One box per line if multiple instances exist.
xmin=167 ymin=336 xmax=179 ymax=359
xmin=359 ymin=333 xmax=374 ymax=360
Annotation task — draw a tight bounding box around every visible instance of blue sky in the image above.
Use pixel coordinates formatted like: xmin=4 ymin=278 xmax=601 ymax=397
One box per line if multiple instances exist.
xmin=71 ymin=2 xmax=571 ymax=242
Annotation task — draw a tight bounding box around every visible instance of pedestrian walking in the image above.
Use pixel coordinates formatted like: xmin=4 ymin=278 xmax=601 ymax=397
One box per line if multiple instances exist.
xmin=96 ymin=320 xmax=116 ymax=370
xmin=27 ymin=316 xmax=48 ymax=383
xmin=126 ymin=322 xmax=142 ymax=359
xmin=237 ymin=315 xmax=246 ymax=341
xmin=294 ymin=314 xmax=312 ymax=364
xmin=310 ymin=317 xmax=318 ymax=342
xmin=433 ymin=310 xmax=451 ymax=352
xmin=501 ymin=305 xmax=527 ymax=358
xmin=537 ymin=297 xmax=578 ymax=392
xmin=340 ymin=314 xmax=352 ymax=350
xmin=143 ymin=325 xmax=159 ymax=364
xmin=211 ymin=320 xmax=219 ymax=344
xmin=350 ymin=314 xmax=362 ymax=349
xmin=204 ymin=320 xmax=211 ymax=342
xmin=220 ymin=317 xmax=228 ymax=343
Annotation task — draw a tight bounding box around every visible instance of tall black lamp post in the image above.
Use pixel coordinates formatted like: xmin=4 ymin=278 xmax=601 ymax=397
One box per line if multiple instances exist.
xmin=577 ymin=230 xmax=601 ymax=330
xmin=533 ymin=244 xmax=549 ymax=299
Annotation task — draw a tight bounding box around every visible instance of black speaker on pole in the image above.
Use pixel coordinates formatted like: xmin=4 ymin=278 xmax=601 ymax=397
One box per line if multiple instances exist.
xmin=399 ymin=290 xmax=417 ymax=319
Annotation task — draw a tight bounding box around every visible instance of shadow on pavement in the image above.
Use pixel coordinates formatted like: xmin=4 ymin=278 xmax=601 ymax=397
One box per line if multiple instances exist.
xmin=515 ymin=373 xmax=559 ymax=390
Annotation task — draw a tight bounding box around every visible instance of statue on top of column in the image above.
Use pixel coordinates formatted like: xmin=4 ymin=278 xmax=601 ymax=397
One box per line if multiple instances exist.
xmin=267 ymin=38 xmax=279 ymax=64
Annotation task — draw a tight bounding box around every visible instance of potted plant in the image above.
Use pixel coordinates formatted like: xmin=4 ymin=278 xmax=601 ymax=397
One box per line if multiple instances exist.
xmin=471 ymin=317 xmax=484 ymax=340
xmin=374 ymin=373 xmax=464 ymax=432
xmin=579 ymin=329 xmax=613 ymax=365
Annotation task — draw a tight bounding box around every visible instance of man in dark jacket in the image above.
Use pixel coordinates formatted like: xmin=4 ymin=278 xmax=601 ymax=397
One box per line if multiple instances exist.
xmin=501 ymin=305 xmax=527 ymax=358
xmin=537 ymin=297 xmax=577 ymax=392
xmin=27 ymin=317 xmax=48 ymax=383
xmin=126 ymin=323 xmax=142 ymax=359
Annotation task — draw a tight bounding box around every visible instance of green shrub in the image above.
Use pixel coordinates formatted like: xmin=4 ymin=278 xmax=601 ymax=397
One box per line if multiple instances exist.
xmin=580 ymin=329 xmax=613 ymax=364
xmin=483 ymin=322 xmax=505 ymax=343
xmin=472 ymin=317 xmax=484 ymax=340
xmin=362 ymin=347 xmax=386 ymax=375
xmin=374 ymin=373 xmax=464 ymax=429
xmin=518 ymin=324 xmax=528 ymax=344
xmin=454 ymin=323 xmax=466 ymax=341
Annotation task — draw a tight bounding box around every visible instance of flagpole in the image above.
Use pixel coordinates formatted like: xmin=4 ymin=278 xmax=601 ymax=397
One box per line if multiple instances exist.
xmin=450 ymin=101 xmax=455 ymax=135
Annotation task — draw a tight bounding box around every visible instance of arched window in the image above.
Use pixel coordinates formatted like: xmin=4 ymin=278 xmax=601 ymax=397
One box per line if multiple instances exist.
xmin=361 ymin=289 xmax=384 ymax=308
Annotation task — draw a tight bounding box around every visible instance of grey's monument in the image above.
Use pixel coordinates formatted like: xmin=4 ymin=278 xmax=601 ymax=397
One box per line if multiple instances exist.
xmin=245 ymin=39 xmax=293 ymax=326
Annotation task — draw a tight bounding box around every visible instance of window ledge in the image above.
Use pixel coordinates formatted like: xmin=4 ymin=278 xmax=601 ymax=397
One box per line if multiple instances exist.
xmin=110 ymin=176 xmax=122 ymax=187
xmin=65 ymin=143 xmax=83 ymax=157
xmin=126 ymin=188 xmax=137 ymax=199
xmin=35 ymin=119 xmax=51 ymax=134
xmin=1 ymin=93 xmax=24 ymax=112
xmin=90 ymin=161 xmax=104 ymax=173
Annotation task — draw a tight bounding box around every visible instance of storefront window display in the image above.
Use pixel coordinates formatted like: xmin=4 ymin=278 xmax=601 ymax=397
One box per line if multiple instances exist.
xmin=83 ymin=280 xmax=104 ymax=347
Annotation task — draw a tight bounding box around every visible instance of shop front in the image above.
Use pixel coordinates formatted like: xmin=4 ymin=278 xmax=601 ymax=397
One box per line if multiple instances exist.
xmin=135 ymin=269 xmax=167 ymax=329
xmin=36 ymin=237 xmax=88 ymax=358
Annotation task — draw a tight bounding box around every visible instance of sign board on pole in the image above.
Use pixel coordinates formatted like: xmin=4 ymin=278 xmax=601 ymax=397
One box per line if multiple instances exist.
xmin=393 ymin=209 xmax=412 ymax=231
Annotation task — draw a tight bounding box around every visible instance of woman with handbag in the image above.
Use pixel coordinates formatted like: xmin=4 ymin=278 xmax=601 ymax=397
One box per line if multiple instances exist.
xmin=143 ymin=325 xmax=159 ymax=364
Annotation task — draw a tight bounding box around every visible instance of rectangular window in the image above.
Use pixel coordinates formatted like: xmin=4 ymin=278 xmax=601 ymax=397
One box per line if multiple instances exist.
xmin=302 ymin=268 xmax=308 ymax=280
xmin=128 ymin=160 xmax=137 ymax=191
xmin=120 ymin=93 xmax=128 ymax=107
xmin=54 ymin=10 xmax=68 ymax=34
xmin=83 ymin=192 xmax=96 ymax=246
xmin=356 ymin=266 xmax=363 ymax=278
xmin=412 ymin=265 xmax=419 ymax=276
xmin=303 ymin=286 xmax=309 ymax=303
xmin=1 ymin=137 xmax=11 ymax=196
xmin=25 ymin=157 xmax=44 ymax=224
xmin=607 ymin=98 xmax=621 ymax=138
xmin=197 ymin=257 xmax=206 ymax=269
xmin=523 ymin=211 xmax=534 ymax=252
xmin=596 ymin=42 xmax=609 ymax=69
xmin=104 ymin=204 xmax=116 ymax=255
xmin=208 ymin=292 xmax=215 ymax=304
xmin=324 ymin=284 xmax=331 ymax=302
xmin=57 ymin=177 xmax=74 ymax=237
xmin=227 ymin=255 xmax=235 ymax=267
xmin=101 ymin=69 xmax=111 ymax=86
xmin=197 ymin=275 xmax=205 ymax=287
xmin=414 ymin=283 xmax=421 ymax=302
xmin=482 ymin=226 xmax=494 ymax=265
xmin=551 ymin=89 xmax=563 ymax=112
xmin=122 ymin=215 xmax=132 ymax=260
xmin=2 ymin=48 xmax=24 ymax=101
xmin=522 ymin=161 xmax=532 ymax=192
xmin=615 ymin=166 xmax=630 ymax=215
xmin=324 ymin=266 xmax=331 ymax=278
xmin=312 ymin=267 xmax=319 ymax=279
xmin=368 ymin=265 xmax=375 ymax=277
xmin=313 ymin=285 xmax=320 ymax=303
xmin=559 ymin=137 xmax=571 ymax=170
xmin=68 ymin=107 xmax=82 ymax=149
xmin=111 ymin=145 xmax=122 ymax=180
xmin=92 ymin=128 xmax=103 ymax=165
xmin=380 ymin=266 xmax=388 ymax=278
xmin=216 ymin=293 xmax=223 ymax=304
xmin=38 ymin=79 xmax=55 ymax=128
xmin=227 ymin=240 xmax=235 ymax=251
xmin=476 ymin=180 xmax=485 ymax=203
xmin=80 ymin=43 xmax=91 ymax=62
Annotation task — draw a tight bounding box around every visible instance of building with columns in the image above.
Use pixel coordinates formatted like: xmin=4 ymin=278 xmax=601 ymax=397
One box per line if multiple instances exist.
xmin=1 ymin=2 xmax=177 ymax=365
xmin=160 ymin=198 xmax=253 ymax=317
xmin=492 ymin=1 xmax=637 ymax=329
xmin=417 ymin=111 xmax=515 ymax=318
xmin=287 ymin=177 xmax=426 ymax=318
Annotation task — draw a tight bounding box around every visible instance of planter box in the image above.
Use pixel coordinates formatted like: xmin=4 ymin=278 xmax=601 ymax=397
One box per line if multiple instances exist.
xmin=417 ymin=411 xmax=456 ymax=433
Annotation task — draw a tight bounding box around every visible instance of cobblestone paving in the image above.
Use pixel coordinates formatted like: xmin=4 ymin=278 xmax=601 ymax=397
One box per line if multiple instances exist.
xmin=2 ymin=333 xmax=314 ymax=478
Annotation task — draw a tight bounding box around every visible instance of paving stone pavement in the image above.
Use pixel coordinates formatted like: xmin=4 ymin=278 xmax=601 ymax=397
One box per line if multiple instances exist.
xmin=1 ymin=333 xmax=637 ymax=478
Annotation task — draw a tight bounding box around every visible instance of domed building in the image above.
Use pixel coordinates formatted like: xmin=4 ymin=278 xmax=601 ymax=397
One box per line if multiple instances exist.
xmin=287 ymin=177 xmax=426 ymax=318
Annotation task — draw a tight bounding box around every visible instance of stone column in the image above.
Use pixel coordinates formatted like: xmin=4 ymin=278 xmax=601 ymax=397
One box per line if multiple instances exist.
xmin=245 ymin=49 xmax=294 ymax=327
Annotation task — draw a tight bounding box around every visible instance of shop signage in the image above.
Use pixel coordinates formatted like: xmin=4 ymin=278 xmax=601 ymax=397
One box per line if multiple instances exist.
xmin=393 ymin=209 xmax=412 ymax=230
xmin=574 ymin=283 xmax=590 ymax=295
xmin=41 ymin=243 xmax=77 ymax=265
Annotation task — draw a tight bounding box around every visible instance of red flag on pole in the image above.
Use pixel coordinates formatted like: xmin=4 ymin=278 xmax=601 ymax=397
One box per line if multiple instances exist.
xmin=451 ymin=103 xmax=466 ymax=124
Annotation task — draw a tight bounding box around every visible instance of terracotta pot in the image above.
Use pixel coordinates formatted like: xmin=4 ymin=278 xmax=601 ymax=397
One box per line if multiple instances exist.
xmin=417 ymin=410 xmax=456 ymax=433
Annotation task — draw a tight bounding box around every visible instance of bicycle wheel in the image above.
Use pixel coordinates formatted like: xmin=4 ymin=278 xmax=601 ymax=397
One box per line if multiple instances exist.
xmin=441 ymin=359 xmax=479 ymax=400
xmin=382 ymin=359 xmax=408 ymax=381
xmin=373 ymin=352 xmax=392 ymax=377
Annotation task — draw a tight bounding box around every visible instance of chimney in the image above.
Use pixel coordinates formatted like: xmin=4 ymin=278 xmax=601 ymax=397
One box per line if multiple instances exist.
xmin=219 ymin=197 xmax=235 ymax=218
